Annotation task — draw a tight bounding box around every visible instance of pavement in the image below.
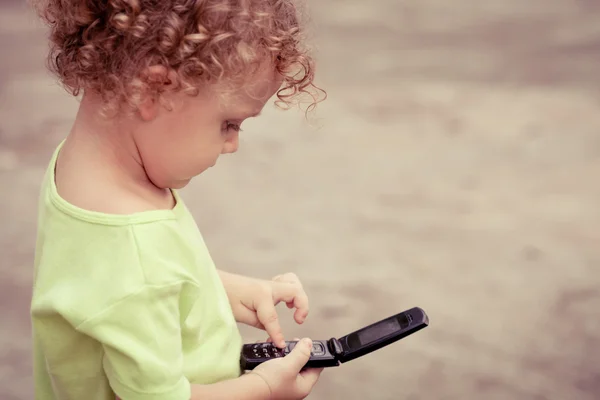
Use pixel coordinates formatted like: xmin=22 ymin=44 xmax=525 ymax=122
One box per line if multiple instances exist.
xmin=1 ymin=1 xmax=599 ymax=399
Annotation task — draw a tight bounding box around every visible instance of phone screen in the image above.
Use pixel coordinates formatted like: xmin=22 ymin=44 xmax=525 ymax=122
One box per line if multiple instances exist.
xmin=357 ymin=318 xmax=401 ymax=345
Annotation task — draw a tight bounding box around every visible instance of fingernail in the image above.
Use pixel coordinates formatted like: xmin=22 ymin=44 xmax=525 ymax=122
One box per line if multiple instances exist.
xmin=302 ymin=338 xmax=312 ymax=347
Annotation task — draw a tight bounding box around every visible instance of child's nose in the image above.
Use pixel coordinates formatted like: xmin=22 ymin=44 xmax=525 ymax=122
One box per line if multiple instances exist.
xmin=222 ymin=134 xmax=239 ymax=154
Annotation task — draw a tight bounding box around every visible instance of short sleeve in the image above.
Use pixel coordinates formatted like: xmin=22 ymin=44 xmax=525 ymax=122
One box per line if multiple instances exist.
xmin=76 ymin=283 xmax=191 ymax=400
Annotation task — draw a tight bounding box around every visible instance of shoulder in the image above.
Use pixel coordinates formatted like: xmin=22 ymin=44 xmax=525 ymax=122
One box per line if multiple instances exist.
xmin=33 ymin=208 xmax=200 ymax=328
xmin=32 ymin=229 xmax=201 ymax=329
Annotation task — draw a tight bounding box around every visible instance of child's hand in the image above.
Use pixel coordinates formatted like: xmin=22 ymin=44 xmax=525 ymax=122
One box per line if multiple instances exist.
xmin=220 ymin=271 xmax=309 ymax=348
xmin=250 ymin=338 xmax=324 ymax=400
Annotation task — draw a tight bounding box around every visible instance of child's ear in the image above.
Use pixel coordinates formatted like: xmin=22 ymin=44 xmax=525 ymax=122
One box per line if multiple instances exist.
xmin=137 ymin=65 xmax=178 ymax=121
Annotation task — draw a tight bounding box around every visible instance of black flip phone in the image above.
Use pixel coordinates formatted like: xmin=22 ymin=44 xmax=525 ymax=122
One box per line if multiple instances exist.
xmin=240 ymin=306 xmax=429 ymax=370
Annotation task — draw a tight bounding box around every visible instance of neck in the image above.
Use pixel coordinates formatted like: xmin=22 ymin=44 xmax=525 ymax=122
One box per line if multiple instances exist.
xmin=65 ymin=93 xmax=163 ymax=196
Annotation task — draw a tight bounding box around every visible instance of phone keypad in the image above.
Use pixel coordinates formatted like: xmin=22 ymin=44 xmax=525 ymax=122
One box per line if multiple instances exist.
xmin=248 ymin=341 xmax=327 ymax=360
xmin=284 ymin=341 xmax=325 ymax=356
xmin=250 ymin=343 xmax=285 ymax=359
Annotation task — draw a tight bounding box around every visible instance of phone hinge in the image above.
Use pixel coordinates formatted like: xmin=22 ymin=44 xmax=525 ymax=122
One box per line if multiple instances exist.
xmin=327 ymin=338 xmax=344 ymax=357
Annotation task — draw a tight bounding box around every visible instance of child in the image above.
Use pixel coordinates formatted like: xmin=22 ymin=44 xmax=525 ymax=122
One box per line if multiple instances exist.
xmin=30 ymin=0 xmax=326 ymax=399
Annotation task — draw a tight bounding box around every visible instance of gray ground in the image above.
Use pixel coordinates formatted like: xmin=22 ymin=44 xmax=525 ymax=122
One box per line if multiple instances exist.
xmin=1 ymin=1 xmax=600 ymax=399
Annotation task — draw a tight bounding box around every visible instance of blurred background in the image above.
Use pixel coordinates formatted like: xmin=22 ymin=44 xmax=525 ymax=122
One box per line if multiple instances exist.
xmin=1 ymin=0 xmax=600 ymax=399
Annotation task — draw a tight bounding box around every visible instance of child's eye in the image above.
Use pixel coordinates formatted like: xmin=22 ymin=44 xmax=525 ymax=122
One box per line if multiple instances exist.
xmin=225 ymin=121 xmax=243 ymax=133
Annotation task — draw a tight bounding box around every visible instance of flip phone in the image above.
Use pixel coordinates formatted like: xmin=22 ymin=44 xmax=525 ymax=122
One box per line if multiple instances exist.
xmin=240 ymin=306 xmax=429 ymax=370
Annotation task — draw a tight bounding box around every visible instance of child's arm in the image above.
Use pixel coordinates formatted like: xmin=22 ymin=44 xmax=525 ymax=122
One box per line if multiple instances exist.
xmin=218 ymin=270 xmax=310 ymax=348
xmin=113 ymin=339 xmax=321 ymax=400
xmin=78 ymin=284 xmax=322 ymax=400
xmin=190 ymin=338 xmax=323 ymax=400
xmin=77 ymin=284 xmax=191 ymax=400
xmin=189 ymin=374 xmax=270 ymax=400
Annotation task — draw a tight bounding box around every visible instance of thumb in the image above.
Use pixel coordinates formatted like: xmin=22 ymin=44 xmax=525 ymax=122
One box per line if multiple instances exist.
xmin=285 ymin=338 xmax=313 ymax=372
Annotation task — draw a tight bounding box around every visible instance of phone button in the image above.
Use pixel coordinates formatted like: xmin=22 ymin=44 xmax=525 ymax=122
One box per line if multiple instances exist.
xmin=286 ymin=342 xmax=297 ymax=354
xmin=312 ymin=343 xmax=325 ymax=356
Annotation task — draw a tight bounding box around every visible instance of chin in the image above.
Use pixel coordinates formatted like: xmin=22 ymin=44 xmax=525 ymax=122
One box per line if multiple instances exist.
xmin=167 ymin=178 xmax=191 ymax=190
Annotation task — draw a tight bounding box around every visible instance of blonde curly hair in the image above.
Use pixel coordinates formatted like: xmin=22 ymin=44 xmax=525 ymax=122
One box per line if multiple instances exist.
xmin=33 ymin=0 xmax=325 ymax=114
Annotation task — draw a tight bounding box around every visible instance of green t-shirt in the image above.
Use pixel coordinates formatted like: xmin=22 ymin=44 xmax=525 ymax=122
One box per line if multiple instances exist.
xmin=31 ymin=144 xmax=243 ymax=400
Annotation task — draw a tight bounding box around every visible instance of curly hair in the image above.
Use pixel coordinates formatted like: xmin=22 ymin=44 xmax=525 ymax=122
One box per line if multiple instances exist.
xmin=32 ymin=0 xmax=325 ymax=114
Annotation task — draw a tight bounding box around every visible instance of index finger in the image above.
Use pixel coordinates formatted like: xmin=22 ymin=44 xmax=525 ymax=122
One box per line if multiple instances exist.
xmin=256 ymin=303 xmax=286 ymax=348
